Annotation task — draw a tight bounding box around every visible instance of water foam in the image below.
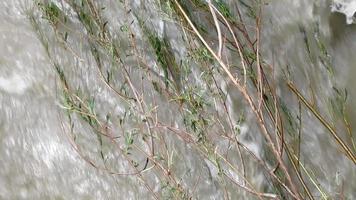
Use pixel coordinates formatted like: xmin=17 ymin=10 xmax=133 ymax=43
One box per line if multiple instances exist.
xmin=332 ymin=0 xmax=356 ymax=24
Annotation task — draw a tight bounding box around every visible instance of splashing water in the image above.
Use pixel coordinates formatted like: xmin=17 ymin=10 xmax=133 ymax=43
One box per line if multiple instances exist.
xmin=332 ymin=0 xmax=356 ymax=24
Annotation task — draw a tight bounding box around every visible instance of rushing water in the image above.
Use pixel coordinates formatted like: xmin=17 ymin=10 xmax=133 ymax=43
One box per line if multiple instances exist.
xmin=0 ymin=0 xmax=355 ymax=199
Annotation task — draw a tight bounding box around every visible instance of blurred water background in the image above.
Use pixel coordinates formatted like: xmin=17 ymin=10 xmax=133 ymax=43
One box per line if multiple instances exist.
xmin=0 ymin=0 xmax=355 ymax=199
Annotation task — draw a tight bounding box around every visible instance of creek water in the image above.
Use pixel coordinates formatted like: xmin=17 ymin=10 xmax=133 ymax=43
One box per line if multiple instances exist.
xmin=0 ymin=0 xmax=355 ymax=199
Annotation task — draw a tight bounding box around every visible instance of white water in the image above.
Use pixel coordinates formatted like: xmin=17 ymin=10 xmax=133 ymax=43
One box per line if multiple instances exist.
xmin=332 ymin=0 xmax=356 ymax=24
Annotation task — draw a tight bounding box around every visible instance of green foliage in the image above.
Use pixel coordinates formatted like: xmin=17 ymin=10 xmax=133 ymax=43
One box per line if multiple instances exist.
xmin=138 ymin=18 xmax=182 ymax=91
xmin=238 ymin=0 xmax=257 ymax=18
xmin=124 ymin=130 xmax=135 ymax=155
xmin=213 ymin=0 xmax=234 ymax=21
xmin=314 ymin=23 xmax=334 ymax=76
xmin=31 ymin=0 xmax=356 ymax=199
xmin=39 ymin=2 xmax=62 ymax=25
xmin=191 ymin=47 xmax=214 ymax=62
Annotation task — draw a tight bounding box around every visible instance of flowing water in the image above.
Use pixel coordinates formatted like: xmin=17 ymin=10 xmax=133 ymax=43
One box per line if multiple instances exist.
xmin=0 ymin=0 xmax=355 ymax=199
